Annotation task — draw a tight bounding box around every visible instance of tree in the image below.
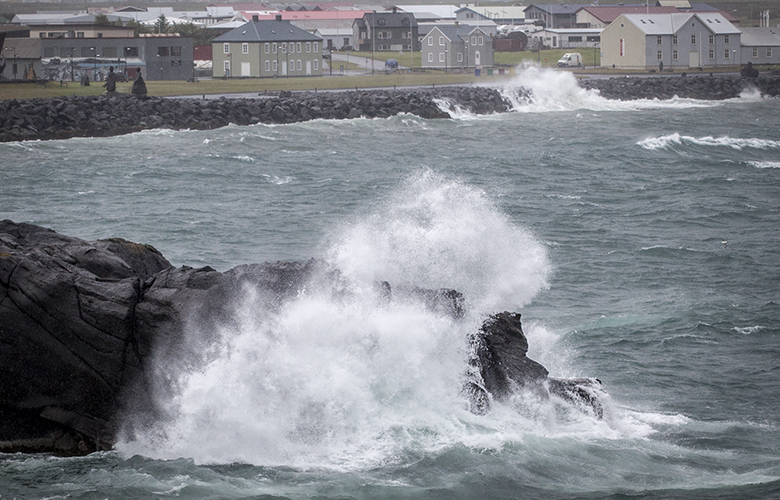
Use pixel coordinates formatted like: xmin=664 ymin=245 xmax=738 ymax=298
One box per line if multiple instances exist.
xmin=155 ymin=13 xmax=170 ymax=34
xmin=94 ymin=13 xmax=112 ymax=26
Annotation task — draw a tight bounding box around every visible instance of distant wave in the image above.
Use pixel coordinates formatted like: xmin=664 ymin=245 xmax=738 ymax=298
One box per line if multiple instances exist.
xmin=638 ymin=133 xmax=780 ymax=150
xmin=732 ymin=325 xmax=766 ymax=335
xmin=749 ymin=161 xmax=780 ymax=169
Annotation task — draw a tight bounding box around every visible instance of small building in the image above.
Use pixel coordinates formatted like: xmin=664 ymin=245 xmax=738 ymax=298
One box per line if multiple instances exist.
xmin=523 ymin=4 xmax=588 ymax=30
xmin=38 ymin=36 xmax=194 ymax=82
xmin=421 ymin=25 xmax=493 ymax=70
xmin=601 ymin=12 xmax=741 ymax=70
xmin=353 ymin=12 xmax=419 ymax=52
xmin=212 ymin=15 xmax=323 ymax=78
xmin=12 ymin=13 xmax=135 ymax=39
xmin=739 ymin=27 xmax=780 ymax=65
xmin=0 ymin=38 xmax=42 ymax=80
xmin=536 ymin=28 xmax=602 ymax=49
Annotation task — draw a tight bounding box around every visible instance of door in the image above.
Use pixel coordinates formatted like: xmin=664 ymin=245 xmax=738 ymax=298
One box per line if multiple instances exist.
xmin=241 ymin=62 xmax=251 ymax=77
xmin=689 ymin=51 xmax=699 ymax=68
xmin=475 ymin=50 xmax=481 ymax=66
xmin=282 ymin=61 xmax=287 ymax=76
xmin=306 ymin=60 xmax=311 ymax=75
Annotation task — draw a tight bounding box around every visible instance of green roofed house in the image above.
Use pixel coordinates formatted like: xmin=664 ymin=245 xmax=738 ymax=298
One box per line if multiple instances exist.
xmin=212 ymin=14 xmax=323 ymax=78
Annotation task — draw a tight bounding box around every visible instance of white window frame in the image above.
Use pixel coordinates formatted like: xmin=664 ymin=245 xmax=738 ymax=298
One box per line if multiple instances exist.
xmin=297 ymin=59 xmax=302 ymax=71
xmin=690 ymin=35 xmax=696 ymax=45
xmin=724 ymin=49 xmax=730 ymax=59
xmin=709 ymin=49 xmax=714 ymax=59
xmin=272 ymin=60 xmax=277 ymax=71
xmin=753 ymin=47 xmax=758 ymax=58
xmin=265 ymin=60 xmax=270 ymax=71
xmin=708 ymin=34 xmax=714 ymax=44
xmin=672 ymin=35 xmax=678 ymax=45
xmin=428 ymin=52 xmax=433 ymax=62
xmin=272 ymin=42 xmax=277 ymax=54
xmin=673 ymin=50 xmax=678 ymax=60
xmin=313 ymin=58 xmax=318 ymax=70
xmin=657 ymin=50 xmax=662 ymax=60
xmin=457 ymin=52 xmax=463 ymax=62
xmin=314 ymin=42 xmax=318 ymax=52
xmin=224 ymin=60 xmax=230 ymax=72
xmin=439 ymin=52 xmax=444 ymax=62
xmin=657 ymin=36 xmax=662 ymax=45
xmin=724 ymin=35 xmax=729 ymax=44
xmin=428 ymin=37 xmax=433 ymax=46
xmin=242 ymin=43 xmax=249 ymax=54
xmin=265 ymin=43 xmax=270 ymax=54
xmin=306 ymin=42 xmax=311 ymax=53
xmin=223 ymin=43 xmax=230 ymax=54
xmin=439 ymin=36 xmax=444 ymax=46
xmin=767 ymin=48 xmax=772 ymax=57
xmin=297 ymin=42 xmax=302 ymax=53
xmin=478 ymin=36 xmax=483 ymax=45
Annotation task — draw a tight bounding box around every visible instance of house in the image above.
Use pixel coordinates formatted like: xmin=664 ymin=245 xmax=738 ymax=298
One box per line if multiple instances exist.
xmin=0 ymin=38 xmax=41 ymax=80
xmin=212 ymin=15 xmax=323 ymax=78
xmin=242 ymin=9 xmax=369 ymax=50
xmin=523 ymin=5 xmax=588 ymax=29
xmin=38 ymin=35 xmax=194 ymax=81
xmin=421 ymin=25 xmax=493 ymax=70
xmin=600 ymin=12 xmax=741 ymax=70
xmin=739 ymin=27 xmax=780 ymax=65
xmin=535 ymin=28 xmax=602 ymax=49
xmin=353 ymin=12 xmax=418 ymax=52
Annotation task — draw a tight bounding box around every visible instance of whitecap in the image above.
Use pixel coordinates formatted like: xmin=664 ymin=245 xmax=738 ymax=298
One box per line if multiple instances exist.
xmin=732 ymin=325 xmax=765 ymax=335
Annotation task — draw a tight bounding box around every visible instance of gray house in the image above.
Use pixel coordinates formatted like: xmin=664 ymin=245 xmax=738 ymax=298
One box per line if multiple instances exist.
xmin=421 ymin=25 xmax=493 ymax=70
xmin=601 ymin=12 xmax=741 ymax=70
xmin=353 ymin=12 xmax=418 ymax=52
xmin=212 ymin=15 xmax=323 ymax=78
xmin=739 ymin=27 xmax=780 ymax=65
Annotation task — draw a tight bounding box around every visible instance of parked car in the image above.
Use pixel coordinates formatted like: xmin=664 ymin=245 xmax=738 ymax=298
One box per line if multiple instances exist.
xmin=385 ymin=59 xmax=399 ymax=70
xmin=557 ymin=53 xmax=583 ymax=68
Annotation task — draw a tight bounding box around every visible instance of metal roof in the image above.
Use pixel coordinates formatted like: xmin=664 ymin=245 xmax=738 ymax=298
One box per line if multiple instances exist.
xmin=577 ymin=6 xmax=679 ymax=24
xmin=524 ymin=4 xmax=589 ymax=15
xmin=213 ymin=19 xmax=321 ymax=43
xmin=739 ymin=27 xmax=780 ymax=47
xmin=621 ymin=12 xmax=738 ymax=35
xmin=424 ymin=25 xmax=486 ymax=42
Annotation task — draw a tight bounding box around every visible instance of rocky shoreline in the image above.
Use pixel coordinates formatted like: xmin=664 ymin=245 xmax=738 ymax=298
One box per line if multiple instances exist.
xmin=0 ymin=74 xmax=777 ymax=143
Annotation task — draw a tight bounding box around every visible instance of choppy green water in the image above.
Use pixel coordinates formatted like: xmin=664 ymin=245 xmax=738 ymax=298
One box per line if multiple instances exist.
xmin=2 ymin=69 xmax=779 ymax=499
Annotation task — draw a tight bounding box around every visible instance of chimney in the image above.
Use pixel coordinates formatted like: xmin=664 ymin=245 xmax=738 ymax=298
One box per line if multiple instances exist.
xmin=252 ymin=14 xmax=259 ymax=21
xmin=276 ymin=14 xmax=282 ymax=21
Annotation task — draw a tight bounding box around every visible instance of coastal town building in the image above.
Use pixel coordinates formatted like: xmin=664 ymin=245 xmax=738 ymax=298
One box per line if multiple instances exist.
xmin=739 ymin=27 xmax=780 ymax=65
xmin=600 ymin=12 xmax=741 ymax=70
xmin=523 ymin=4 xmax=588 ymax=29
xmin=212 ymin=15 xmax=323 ymax=78
xmin=535 ymin=28 xmax=602 ymax=49
xmin=421 ymin=25 xmax=493 ymax=70
xmin=352 ymin=12 xmax=419 ymax=52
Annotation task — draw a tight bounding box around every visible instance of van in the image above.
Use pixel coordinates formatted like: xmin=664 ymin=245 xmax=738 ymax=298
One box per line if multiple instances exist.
xmin=557 ymin=53 xmax=583 ymax=68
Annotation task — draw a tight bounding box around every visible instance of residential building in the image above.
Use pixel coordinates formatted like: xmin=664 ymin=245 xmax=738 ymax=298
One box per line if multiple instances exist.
xmin=536 ymin=28 xmax=602 ymax=49
xmin=353 ymin=12 xmax=419 ymax=52
xmin=523 ymin=5 xmax=588 ymax=29
xmin=740 ymin=27 xmax=780 ymax=65
xmin=601 ymin=12 xmax=741 ymax=70
xmin=212 ymin=15 xmax=323 ymax=78
xmin=576 ymin=6 xmax=680 ymax=29
xmin=421 ymin=25 xmax=493 ymax=70
xmin=0 ymin=38 xmax=41 ymax=80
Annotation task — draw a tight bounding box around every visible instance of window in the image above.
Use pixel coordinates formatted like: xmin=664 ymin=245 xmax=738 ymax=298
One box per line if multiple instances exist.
xmin=306 ymin=42 xmax=311 ymax=53
xmin=265 ymin=60 xmax=270 ymax=71
xmin=224 ymin=60 xmax=230 ymax=73
xmin=377 ymin=31 xmax=384 ymax=39
xmin=672 ymin=35 xmax=678 ymax=45
xmin=673 ymin=50 xmax=678 ymax=60
xmin=224 ymin=43 xmax=230 ymax=54
xmin=428 ymin=52 xmax=433 ymax=62
xmin=439 ymin=36 xmax=444 ymax=46
xmin=709 ymin=49 xmax=714 ymax=59
xmin=471 ymin=36 xmax=477 ymax=45
xmin=313 ymin=58 xmax=318 ymax=70
xmin=691 ymin=34 xmax=696 ymax=44
xmin=457 ymin=52 xmax=463 ymax=62
xmin=724 ymin=35 xmax=729 ymax=44
xmin=158 ymin=46 xmax=169 ymax=56
xmin=657 ymin=36 xmax=662 ymax=45
xmin=77 ymin=32 xmax=84 ymax=38
xmin=768 ymin=48 xmax=773 ymax=57
xmin=297 ymin=42 xmax=302 ymax=53
xmin=569 ymin=36 xmax=582 ymax=42
xmin=439 ymin=52 xmax=444 ymax=62
xmin=296 ymin=59 xmax=302 ymax=71
xmin=478 ymin=36 xmax=483 ymax=45
xmin=125 ymin=47 xmax=138 ymax=57
xmin=587 ymin=35 xmax=600 ymax=42
xmin=242 ymin=43 xmax=248 ymax=54
xmin=265 ymin=43 xmax=270 ymax=54
xmin=39 ymin=33 xmax=46 ymax=38
xmin=281 ymin=43 xmax=286 ymax=53
xmin=273 ymin=43 xmax=277 ymax=54
xmin=753 ymin=47 xmax=758 ymax=58
xmin=428 ymin=37 xmax=433 ymax=46
xmin=657 ymin=50 xmax=663 ymax=60
xmin=272 ymin=60 xmax=277 ymax=71
xmin=314 ymin=42 xmax=318 ymax=52
xmin=708 ymin=34 xmax=714 ymax=44
xmin=171 ymin=46 xmax=181 ymax=57
xmin=724 ymin=49 xmax=730 ymax=59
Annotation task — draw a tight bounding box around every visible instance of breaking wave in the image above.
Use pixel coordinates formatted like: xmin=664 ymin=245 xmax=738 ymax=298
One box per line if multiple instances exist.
xmin=637 ymin=133 xmax=780 ymax=150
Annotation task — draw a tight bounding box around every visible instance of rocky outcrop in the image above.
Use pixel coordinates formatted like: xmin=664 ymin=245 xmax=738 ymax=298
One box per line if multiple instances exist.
xmin=0 ymin=86 xmax=513 ymax=143
xmin=579 ymin=73 xmax=780 ymax=101
xmin=466 ymin=312 xmax=605 ymax=418
xmin=0 ymin=221 xmax=603 ymax=455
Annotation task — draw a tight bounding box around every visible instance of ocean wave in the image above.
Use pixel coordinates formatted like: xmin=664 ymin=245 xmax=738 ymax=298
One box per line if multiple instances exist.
xmin=732 ymin=325 xmax=766 ymax=335
xmin=638 ymin=133 xmax=780 ymax=151
xmin=749 ymin=161 xmax=780 ymax=169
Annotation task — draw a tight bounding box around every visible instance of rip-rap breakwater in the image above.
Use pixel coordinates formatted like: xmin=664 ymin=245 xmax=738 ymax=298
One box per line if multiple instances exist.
xmin=0 ymin=87 xmax=511 ymax=142
xmin=579 ymin=73 xmax=780 ymax=100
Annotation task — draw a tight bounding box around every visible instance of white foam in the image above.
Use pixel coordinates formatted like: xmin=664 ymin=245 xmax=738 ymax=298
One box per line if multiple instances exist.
xmin=638 ymin=133 xmax=780 ymax=150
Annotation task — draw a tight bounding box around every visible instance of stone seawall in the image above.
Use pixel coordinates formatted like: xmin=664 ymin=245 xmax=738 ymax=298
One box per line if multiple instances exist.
xmin=1 ymin=74 xmax=777 ymax=142
xmin=0 ymin=87 xmax=511 ymax=143
xmin=579 ymin=73 xmax=780 ymax=101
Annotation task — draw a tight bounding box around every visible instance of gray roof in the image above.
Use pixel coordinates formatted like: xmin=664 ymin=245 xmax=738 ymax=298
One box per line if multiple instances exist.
xmin=213 ymin=19 xmax=320 ymax=43
xmin=739 ymin=27 xmax=780 ymax=47
xmin=355 ymin=12 xmax=418 ymax=29
xmin=622 ymin=12 xmax=739 ymax=35
xmin=525 ymin=4 xmax=588 ymax=15
xmin=425 ymin=25 xmax=486 ymax=42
